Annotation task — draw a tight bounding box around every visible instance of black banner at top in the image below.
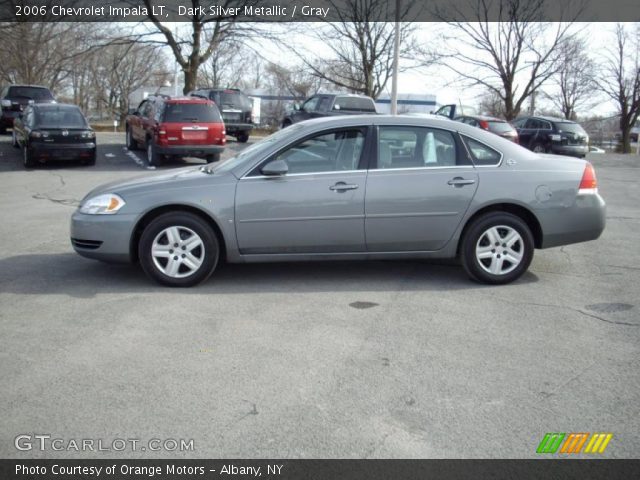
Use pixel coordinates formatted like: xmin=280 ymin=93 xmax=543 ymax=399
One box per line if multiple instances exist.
xmin=0 ymin=0 xmax=639 ymax=22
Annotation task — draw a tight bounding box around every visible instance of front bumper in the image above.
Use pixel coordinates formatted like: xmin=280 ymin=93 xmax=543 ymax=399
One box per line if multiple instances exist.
xmin=540 ymin=193 xmax=606 ymax=248
xmin=155 ymin=144 xmax=225 ymax=157
xmin=31 ymin=142 xmax=96 ymax=160
xmin=70 ymin=211 xmax=139 ymax=263
xmin=550 ymin=144 xmax=589 ymax=157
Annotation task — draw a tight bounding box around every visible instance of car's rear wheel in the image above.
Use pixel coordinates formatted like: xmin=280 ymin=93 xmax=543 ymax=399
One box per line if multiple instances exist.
xmin=138 ymin=213 xmax=220 ymax=287
xmin=532 ymin=142 xmax=547 ymax=153
xmin=460 ymin=212 xmax=534 ymax=284
xmin=126 ymin=127 xmax=137 ymax=150
xmin=205 ymin=153 xmax=220 ymax=163
xmin=236 ymin=132 xmax=249 ymax=143
xmin=23 ymin=145 xmax=35 ymax=168
xmin=146 ymin=140 xmax=160 ymax=166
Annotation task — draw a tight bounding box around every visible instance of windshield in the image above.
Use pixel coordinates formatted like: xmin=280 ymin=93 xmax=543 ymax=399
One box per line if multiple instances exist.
xmin=8 ymin=86 xmax=54 ymax=101
xmin=35 ymin=107 xmax=87 ymax=128
xmin=556 ymin=122 xmax=587 ymax=135
xmin=208 ymin=124 xmax=305 ymax=174
xmin=163 ymin=103 xmax=221 ymax=122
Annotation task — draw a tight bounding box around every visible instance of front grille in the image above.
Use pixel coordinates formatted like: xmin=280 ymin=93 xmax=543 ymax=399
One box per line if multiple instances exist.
xmin=71 ymin=238 xmax=103 ymax=250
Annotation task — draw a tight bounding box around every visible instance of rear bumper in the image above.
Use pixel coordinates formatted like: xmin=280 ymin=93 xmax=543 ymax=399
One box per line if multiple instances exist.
xmin=550 ymin=144 xmax=589 ymax=157
xmin=540 ymin=193 xmax=606 ymax=248
xmin=70 ymin=211 xmax=138 ymax=263
xmin=155 ymin=144 xmax=225 ymax=157
xmin=224 ymin=123 xmax=253 ymax=134
xmin=31 ymin=143 xmax=96 ymax=159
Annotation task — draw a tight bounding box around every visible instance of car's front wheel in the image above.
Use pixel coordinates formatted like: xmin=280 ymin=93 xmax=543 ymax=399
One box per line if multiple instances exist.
xmin=532 ymin=142 xmax=547 ymax=153
xmin=236 ymin=132 xmax=249 ymax=143
xmin=23 ymin=145 xmax=35 ymax=168
xmin=460 ymin=212 xmax=534 ymax=284
xmin=126 ymin=127 xmax=137 ymax=150
xmin=138 ymin=212 xmax=220 ymax=287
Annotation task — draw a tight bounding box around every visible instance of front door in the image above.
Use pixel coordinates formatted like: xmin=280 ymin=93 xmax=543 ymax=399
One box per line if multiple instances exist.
xmin=235 ymin=127 xmax=369 ymax=254
xmin=365 ymin=125 xmax=478 ymax=251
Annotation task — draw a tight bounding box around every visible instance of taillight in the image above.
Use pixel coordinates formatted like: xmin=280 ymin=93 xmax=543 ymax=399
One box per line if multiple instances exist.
xmin=578 ymin=162 xmax=597 ymax=194
xmin=479 ymin=120 xmax=489 ymax=130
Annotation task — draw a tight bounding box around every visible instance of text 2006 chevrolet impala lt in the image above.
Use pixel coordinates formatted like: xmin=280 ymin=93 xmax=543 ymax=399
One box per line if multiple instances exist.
xmin=71 ymin=116 xmax=605 ymax=287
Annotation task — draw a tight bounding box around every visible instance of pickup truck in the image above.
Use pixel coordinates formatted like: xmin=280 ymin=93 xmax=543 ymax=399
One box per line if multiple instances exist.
xmin=281 ymin=93 xmax=377 ymax=127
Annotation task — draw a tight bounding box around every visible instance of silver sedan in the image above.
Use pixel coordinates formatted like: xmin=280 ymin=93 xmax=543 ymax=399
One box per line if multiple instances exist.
xmin=71 ymin=115 xmax=606 ymax=287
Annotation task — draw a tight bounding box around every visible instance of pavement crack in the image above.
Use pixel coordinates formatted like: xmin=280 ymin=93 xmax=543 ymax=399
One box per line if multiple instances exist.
xmin=32 ymin=193 xmax=79 ymax=207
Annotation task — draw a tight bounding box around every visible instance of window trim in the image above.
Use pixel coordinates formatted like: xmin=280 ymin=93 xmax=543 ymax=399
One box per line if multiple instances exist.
xmin=459 ymin=133 xmax=504 ymax=167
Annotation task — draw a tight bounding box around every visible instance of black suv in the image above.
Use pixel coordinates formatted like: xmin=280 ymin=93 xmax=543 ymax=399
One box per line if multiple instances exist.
xmin=512 ymin=116 xmax=589 ymax=158
xmin=1 ymin=85 xmax=55 ymax=134
xmin=189 ymin=88 xmax=253 ymax=143
xmin=281 ymin=93 xmax=377 ymax=128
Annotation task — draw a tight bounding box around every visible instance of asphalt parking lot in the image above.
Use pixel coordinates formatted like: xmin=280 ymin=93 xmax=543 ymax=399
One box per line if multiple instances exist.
xmin=0 ymin=132 xmax=638 ymax=459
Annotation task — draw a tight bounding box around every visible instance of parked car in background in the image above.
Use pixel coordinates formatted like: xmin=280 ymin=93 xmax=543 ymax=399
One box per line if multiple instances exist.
xmin=71 ymin=115 xmax=605 ymax=288
xmin=189 ymin=88 xmax=253 ymax=143
xmin=281 ymin=93 xmax=377 ymax=128
xmin=512 ymin=116 xmax=589 ymax=158
xmin=432 ymin=104 xmax=479 ymax=119
xmin=630 ymin=120 xmax=639 ymax=142
xmin=12 ymin=103 xmax=95 ymax=168
xmin=455 ymin=115 xmax=519 ymax=143
xmin=1 ymin=85 xmax=55 ymax=134
xmin=126 ymin=95 xmax=226 ymax=166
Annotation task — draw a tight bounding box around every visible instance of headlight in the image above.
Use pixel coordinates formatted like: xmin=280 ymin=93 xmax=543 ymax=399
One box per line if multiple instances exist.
xmin=79 ymin=194 xmax=126 ymax=215
xmin=81 ymin=130 xmax=95 ymax=139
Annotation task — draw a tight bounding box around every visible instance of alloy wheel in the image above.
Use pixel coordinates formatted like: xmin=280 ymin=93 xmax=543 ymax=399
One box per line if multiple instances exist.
xmin=151 ymin=226 xmax=205 ymax=278
xmin=475 ymin=225 xmax=524 ymax=275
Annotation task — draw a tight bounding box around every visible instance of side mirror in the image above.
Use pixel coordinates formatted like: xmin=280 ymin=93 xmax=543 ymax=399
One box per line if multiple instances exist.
xmin=261 ymin=159 xmax=288 ymax=176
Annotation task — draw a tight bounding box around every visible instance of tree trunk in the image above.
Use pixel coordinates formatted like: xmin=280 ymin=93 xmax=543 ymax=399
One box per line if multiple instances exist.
xmin=183 ymin=67 xmax=198 ymax=95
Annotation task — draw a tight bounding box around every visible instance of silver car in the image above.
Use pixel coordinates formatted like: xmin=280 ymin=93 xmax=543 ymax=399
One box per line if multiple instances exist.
xmin=71 ymin=115 xmax=605 ymax=287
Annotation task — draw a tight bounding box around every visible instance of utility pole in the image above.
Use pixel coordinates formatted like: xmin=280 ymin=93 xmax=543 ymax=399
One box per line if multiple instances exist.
xmin=390 ymin=0 xmax=401 ymax=115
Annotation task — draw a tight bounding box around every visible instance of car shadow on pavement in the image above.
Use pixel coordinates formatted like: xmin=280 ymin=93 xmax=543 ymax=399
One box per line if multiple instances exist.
xmin=0 ymin=253 xmax=539 ymax=298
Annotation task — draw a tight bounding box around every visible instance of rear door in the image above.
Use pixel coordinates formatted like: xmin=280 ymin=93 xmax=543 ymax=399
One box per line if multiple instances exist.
xmin=161 ymin=102 xmax=224 ymax=146
xmin=365 ymin=125 xmax=478 ymax=251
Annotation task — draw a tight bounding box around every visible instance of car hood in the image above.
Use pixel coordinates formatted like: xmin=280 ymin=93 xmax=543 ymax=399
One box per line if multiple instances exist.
xmin=82 ymin=166 xmax=232 ymax=200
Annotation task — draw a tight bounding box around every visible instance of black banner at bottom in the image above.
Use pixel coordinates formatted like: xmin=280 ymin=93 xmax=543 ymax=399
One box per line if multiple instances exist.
xmin=2 ymin=459 xmax=640 ymax=480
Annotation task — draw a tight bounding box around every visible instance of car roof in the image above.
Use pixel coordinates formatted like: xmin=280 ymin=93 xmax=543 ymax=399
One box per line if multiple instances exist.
xmin=458 ymin=114 xmax=506 ymax=122
xmin=532 ymin=115 xmax=577 ymax=123
xmin=164 ymin=96 xmax=212 ymax=104
xmin=32 ymin=103 xmax=79 ymax=110
xmin=7 ymin=84 xmax=50 ymax=89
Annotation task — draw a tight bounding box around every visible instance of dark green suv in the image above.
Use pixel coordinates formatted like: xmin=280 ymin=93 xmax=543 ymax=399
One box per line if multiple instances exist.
xmin=189 ymin=88 xmax=253 ymax=143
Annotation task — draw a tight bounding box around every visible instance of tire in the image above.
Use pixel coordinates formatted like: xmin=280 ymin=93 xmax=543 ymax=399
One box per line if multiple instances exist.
xmin=205 ymin=153 xmax=220 ymax=164
xmin=146 ymin=139 xmax=160 ymax=166
xmin=23 ymin=145 xmax=35 ymax=168
xmin=126 ymin=127 xmax=137 ymax=150
xmin=236 ymin=131 xmax=249 ymax=143
xmin=82 ymin=152 xmax=96 ymax=166
xmin=281 ymin=120 xmax=292 ymax=129
xmin=460 ymin=212 xmax=534 ymax=285
xmin=138 ymin=212 xmax=220 ymax=287
xmin=532 ymin=142 xmax=547 ymax=153
xmin=12 ymin=130 xmax=19 ymax=148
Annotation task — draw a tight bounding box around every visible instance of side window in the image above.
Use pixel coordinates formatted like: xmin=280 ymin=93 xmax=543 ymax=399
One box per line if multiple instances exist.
xmin=540 ymin=120 xmax=552 ymax=130
xmin=377 ymin=126 xmax=459 ymax=169
xmin=301 ymin=96 xmax=320 ymax=112
xmin=142 ymin=101 xmax=154 ymax=119
xmin=137 ymin=100 xmax=148 ymax=115
xmin=511 ymin=118 xmax=526 ymax=128
xmin=317 ymin=96 xmax=331 ymax=111
xmin=258 ymin=129 xmax=366 ymax=175
xmin=154 ymin=102 xmax=165 ymax=122
xmin=462 ymin=136 xmax=502 ymax=166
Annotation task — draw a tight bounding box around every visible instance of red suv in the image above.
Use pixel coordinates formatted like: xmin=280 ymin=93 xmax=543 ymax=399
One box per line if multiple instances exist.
xmin=125 ymin=95 xmax=226 ymax=166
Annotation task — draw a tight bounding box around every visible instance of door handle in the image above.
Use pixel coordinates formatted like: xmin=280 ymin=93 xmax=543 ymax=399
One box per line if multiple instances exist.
xmin=447 ymin=177 xmax=476 ymax=187
xmin=330 ymin=182 xmax=359 ymax=192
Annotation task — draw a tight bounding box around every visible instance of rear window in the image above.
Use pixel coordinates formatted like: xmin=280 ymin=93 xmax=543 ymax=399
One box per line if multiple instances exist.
xmin=213 ymin=91 xmax=252 ymax=110
xmin=162 ymin=103 xmax=222 ymax=123
xmin=8 ymin=86 xmax=54 ymax=101
xmin=35 ymin=107 xmax=87 ymax=128
xmin=556 ymin=122 xmax=586 ymax=135
xmin=334 ymin=96 xmax=376 ymax=112
xmin=488 ymin=121 xmax=515 ymax=134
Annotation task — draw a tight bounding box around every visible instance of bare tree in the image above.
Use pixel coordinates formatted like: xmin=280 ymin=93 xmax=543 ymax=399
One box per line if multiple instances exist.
xmin=546 ymin=37 xmax=597 ymax=120
xmin=477 ymin=88 xmax=507 ymax=117
xmin=141 ymin=0 xmax=257 ymax=94
xmin=429 ymin=0 xmax=579 ymax=120
xmin=595 ymin=24 xmax=640 ymax=153
xmin=291 ymin=0 xmax=415 ymax=99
